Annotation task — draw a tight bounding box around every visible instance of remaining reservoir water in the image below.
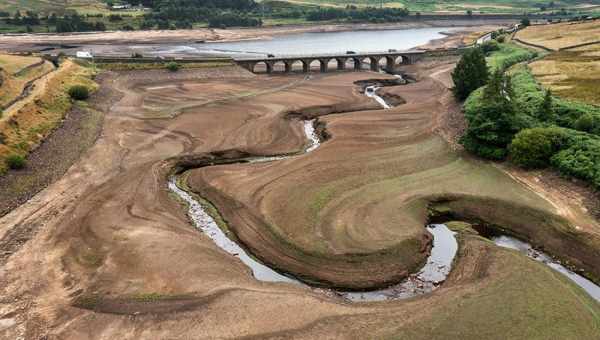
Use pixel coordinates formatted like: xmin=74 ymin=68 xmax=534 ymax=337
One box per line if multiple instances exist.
xmin=76 ymin=27 xmax=459 ymax=58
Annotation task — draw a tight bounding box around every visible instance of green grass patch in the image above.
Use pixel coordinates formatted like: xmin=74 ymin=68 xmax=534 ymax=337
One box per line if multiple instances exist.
xmin=485 ymin=43 xmax=539 ymax=72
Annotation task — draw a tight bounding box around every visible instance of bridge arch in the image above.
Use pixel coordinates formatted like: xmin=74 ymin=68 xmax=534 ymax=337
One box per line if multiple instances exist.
xmin=252 ymin=61 xmax=272 ymax=73
xmin=335 ymin=57 xmax=347 ymax=71
xmin=271 ymin=60 xmax=287 ymax=73
xmin=368 ymin=56 xmax=383 ymax=71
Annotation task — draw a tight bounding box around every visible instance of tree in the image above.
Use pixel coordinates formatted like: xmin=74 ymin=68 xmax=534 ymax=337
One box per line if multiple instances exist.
xmin=538 ymin=89 xmax=555 ymax=122
xmin=452 ymin=48 xmax=489 ymax=101
xmin=466 ymin=10 xmax=473 ymax=17
xmin=521 ymin=17 xmax=531 ymax=26
xmin=460 ymin=70 xmax=521 ymax=160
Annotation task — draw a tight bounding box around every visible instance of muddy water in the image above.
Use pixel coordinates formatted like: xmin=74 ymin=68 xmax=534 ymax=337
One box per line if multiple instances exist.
xmin=169 ymin=108 xmax=460 ymax=301
xmin=491 ymin=235 xmax=600 ymax=302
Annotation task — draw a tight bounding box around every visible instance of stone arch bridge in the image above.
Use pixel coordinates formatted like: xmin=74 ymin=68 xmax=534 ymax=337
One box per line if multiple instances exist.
xmin=235 ymin=50 xmax=426 ymax=74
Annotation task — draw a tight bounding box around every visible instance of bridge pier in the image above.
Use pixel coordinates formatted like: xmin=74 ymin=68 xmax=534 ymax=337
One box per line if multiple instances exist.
xmin=284 ymin=61 xmax=292 ymax=73
xmin=319 ymin=59 xmax=329 ymax=73
xmin=336 ymin=58 xmax=346 ymax=71
xmin=369 ymin=57 xmax=380 ymax=72
xmin=265 ymin=61 xmax=274 ymax=74
xmin=301 ymin=59 xmax=310 ymax=73
xmin=385 ymin=56 xmax=396 ymax=72
xmin=352 ymin=58 xmax=361 ymax=71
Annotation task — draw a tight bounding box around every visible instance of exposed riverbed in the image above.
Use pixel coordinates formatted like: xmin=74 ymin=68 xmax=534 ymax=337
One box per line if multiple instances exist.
xmin=167 ymin=87 xmax=460 ymax=302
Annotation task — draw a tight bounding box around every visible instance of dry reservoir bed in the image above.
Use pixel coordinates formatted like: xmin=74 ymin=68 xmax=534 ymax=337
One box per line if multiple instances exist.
xmin=0 ymin=62 xmax=599 ymax=339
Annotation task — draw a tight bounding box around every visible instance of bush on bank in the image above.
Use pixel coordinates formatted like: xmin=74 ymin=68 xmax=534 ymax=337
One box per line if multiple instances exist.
xmin=6 ymin=154 xmax=26 ymax=169
xmin=68 ymin=85 xmax=90 ymax=100
xmin=509 ymin=127 xmax=569 ymax=168
xmin=166 ymin=62 xmax=180 ymax=72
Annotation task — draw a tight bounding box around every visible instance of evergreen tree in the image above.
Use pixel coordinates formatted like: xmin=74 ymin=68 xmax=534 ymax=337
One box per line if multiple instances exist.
xmin=452 ymin=48 xmax=489 ymax=101
xmin=461 ymin=70 xmax=521 ymax=160
xmin=538 ymin=89 xmax=554 ymax=122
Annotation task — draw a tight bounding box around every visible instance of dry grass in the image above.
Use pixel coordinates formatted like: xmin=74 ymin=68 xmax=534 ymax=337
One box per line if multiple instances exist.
xmin=515 ymin=21 xmax=600 ymax=51
xmin=0 ymin=59 xmax=97 ymax=172
xmin=0 ymin=58 xmax=55 ymax=109
xmin=529 ymin=45 xmax=600 ymax=105
xmin=0 ymin=54 xmax=42 ymax=75
xmin=515 ymin=21 xmax=600 ymax=105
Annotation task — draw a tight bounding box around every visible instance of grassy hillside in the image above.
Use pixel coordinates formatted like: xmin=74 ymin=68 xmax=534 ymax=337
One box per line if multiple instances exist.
xmin=0 ymin=0 xmax=109 ymax=15
xmin=276 ymin=0 xmax=600 ymax=14
xmin=4 ymin=0 xmax=600 ymax=16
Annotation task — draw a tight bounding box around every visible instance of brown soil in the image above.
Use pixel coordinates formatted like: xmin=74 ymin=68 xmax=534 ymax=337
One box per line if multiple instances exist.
xmin=0 ymin=58 xmax=598 ymax=339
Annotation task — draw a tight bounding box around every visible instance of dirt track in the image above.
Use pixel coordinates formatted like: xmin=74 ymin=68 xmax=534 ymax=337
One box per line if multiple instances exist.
xmin=0 ymin=59 xmax=599 ymax=338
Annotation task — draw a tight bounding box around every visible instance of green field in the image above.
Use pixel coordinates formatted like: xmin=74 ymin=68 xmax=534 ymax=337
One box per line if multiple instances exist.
xmin=273 ymin=0 xmax=600 ymax=14
xmin=0 ymin=0 xmax=109 ymax=14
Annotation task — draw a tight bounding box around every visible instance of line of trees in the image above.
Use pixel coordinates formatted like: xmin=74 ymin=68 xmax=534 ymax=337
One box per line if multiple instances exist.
xmin=306 ymin=7 xmax=409 ymax=22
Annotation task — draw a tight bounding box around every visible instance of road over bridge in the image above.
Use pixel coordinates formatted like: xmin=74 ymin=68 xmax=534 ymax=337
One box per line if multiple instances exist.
xmin=234 ymin=50 xmax=426 ymax=73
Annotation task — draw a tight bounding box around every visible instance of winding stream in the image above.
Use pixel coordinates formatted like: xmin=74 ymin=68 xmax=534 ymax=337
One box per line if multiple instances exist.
xmin=168 ymin=88 xmax=460 ymax=302
xmin=491 ymin=235 xmax=600 ymax=302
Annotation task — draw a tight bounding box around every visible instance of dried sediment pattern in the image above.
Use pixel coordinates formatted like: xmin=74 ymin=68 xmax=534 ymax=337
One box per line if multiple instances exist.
xmin=0 ymin=62 xmax=599 ymax=339
xmin=186 ymin=62 xmax=600 ymax=289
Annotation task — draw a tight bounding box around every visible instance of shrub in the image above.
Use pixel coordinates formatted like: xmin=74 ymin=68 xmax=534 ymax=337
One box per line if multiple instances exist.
xmin=575 ymin=113 xmax=596 ymax=132
xmin=6 ymin=154 xmax=26 ymax=169
xmin=551 ymin=135 xmax=600 ymax=188
xmin=165 ymin=62 xmax=180 ymax=72
xmin=509 ymin=127 xmax=569 ymax=168
xmin=480 ymin=40 xmax=500 ymax=55
xmin=68 ymin=85 xmax=90 ymax=100
xmin=496 ymin=35 xmax=506 ymax=43
xmin=108 ymin=14 xmax=123 ymax=22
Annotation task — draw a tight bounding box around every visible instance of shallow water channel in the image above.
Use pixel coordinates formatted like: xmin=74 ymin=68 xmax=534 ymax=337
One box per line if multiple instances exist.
xmin=490 ymin=234 xmax=600 ymax=302
xmin=365 ymin=86 xmax=391 ymax=109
